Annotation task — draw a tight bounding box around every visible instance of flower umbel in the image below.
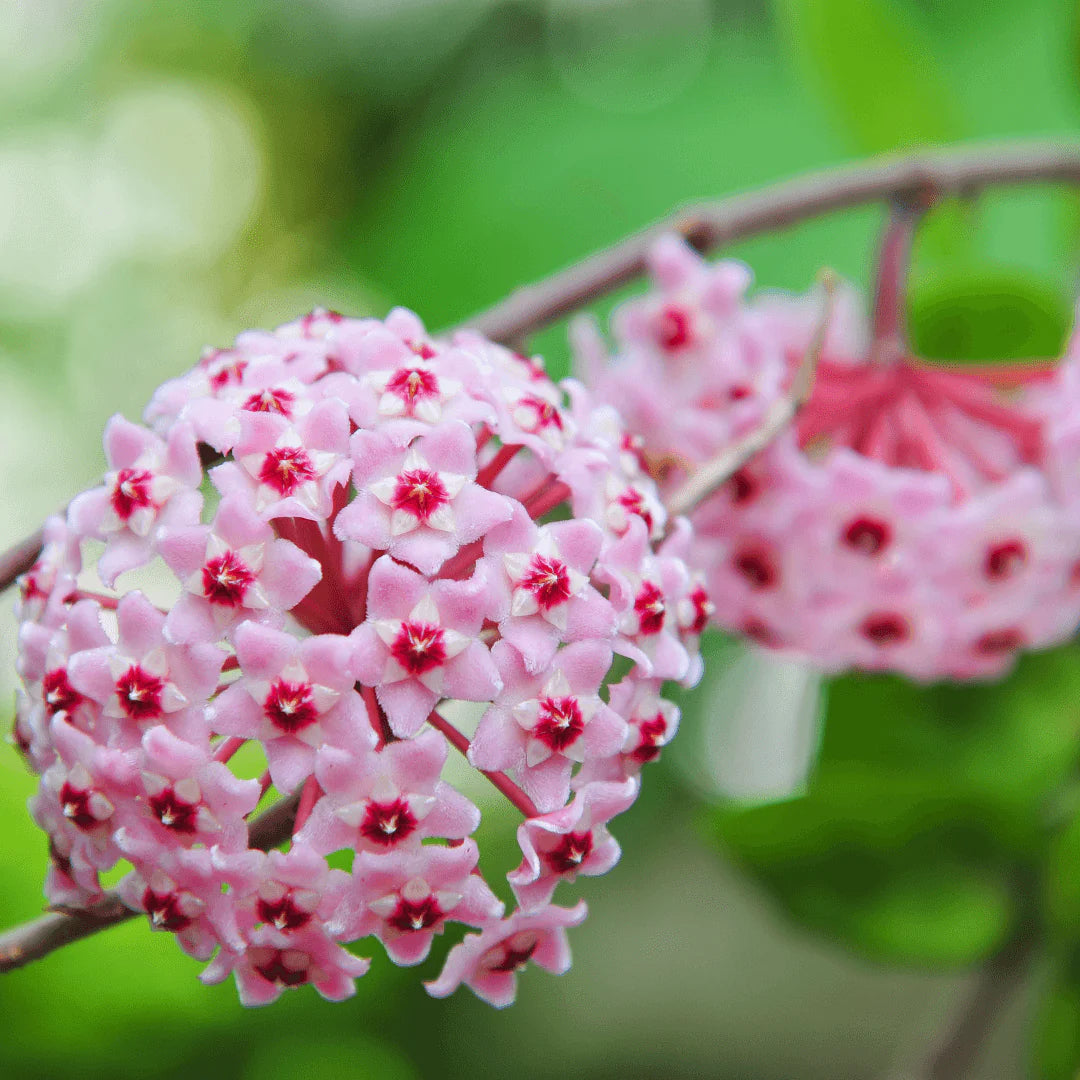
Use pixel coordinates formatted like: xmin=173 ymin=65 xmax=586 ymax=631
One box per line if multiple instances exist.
xmin=576 ymin=235 xmax=1080 ymax=681
xmin=13 ymin=306 xmax=703 ymax=1007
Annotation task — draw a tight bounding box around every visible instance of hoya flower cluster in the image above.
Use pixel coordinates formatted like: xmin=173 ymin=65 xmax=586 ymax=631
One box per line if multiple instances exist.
xmin=576 ymin=234 xmax=1080 ymax=681
xmin=12 ymin=308 xmax=705 ymax=1007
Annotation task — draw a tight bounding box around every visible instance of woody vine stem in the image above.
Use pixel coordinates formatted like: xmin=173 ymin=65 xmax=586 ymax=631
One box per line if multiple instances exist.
xmin=0 ymin=138 xmax=1078 ymax=1072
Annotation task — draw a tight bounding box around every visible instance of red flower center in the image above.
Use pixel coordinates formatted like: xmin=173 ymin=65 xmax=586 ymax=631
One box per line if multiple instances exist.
xmin=242 ymin=387 xmax=295 ymax=416
xmin=544 ymin=830 xmax=594 ymax=874
xmin=259 ymin=446 xmax=316 ymax=496
xmin=386 ymin=366 xmax=440 ymax=406
xmin=728 ymin=469 xmax=759 ymax=505
xmin=391 ymin=468 xmax=449 ymax=523
xmin=208 ymin=357 xmax=247 ymax=391
xmin=406 ymin=340 xmax=438 ymax=360
xmin=42 ymin=668 xmax=82 ymax=717
xmin=254 ymin=951 xmax=310 ymax=987
xmin=842 ymin=516 xmax=892 ymax=556
xmin=733 ymin=546 xmax=778 ymax=590
xmin=359 ymin=797 xmax=418 ymax=848
xmin=263 ymin=679 xmax=319 ymax=734
xmin=976 ymin=627 xmax=1025 ymax=655
xmin=685 ymin=584 xmax=713 ymax=634
xmin=632 ymin=714 xmax=669 ymax=764
xmin=390 ymin=621 xmax=447 ymax=676
xmin=144 ymin=889 xmax=194 ymax=932
xmin=984 ymin=539 xmax=1028 ymax=580
xmin=860 ymin=613 xmax=910 ymax=646
xmin=386 ymin=894 xmax=444 ymax=933
xmin=149 ymin=787 xmax=200 ymax=834
xmin=115 ymin=664 xmax=166 ymax=721
xmin=59 ymin=783 xmax=100 ymax=831
xmin=111 ymin=468 xmax=155 ymax=522
xmin=201 ymin=550 xmax=256 ymax=607
xmin=616 ymin=488 xmax=653 ymax=532
xmin=657 ymin=304 xmax=693 ymax=351
xmin=258 ymin=893 xmax=313 ymax=932
xmin=519 ymin=555 xmax=572 ymax=611
xmin=485 ymin=932 xmax=540 ymax=974
xmin=634 ymin=582 xmax=667 ymax=635
xmin=517 ymin=395 xmax=564 ymax=432
xmin=533 ymin=695 xmax=586 ymax=752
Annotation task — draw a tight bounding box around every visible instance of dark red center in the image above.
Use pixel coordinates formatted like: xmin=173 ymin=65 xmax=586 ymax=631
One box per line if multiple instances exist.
xmin=359 ymin=797 xmax=418 ymax=847
xmin=686 ymin=584 xmax=712 ymax=634
xmin=259 ymin=446 xmax=316 ymax=496
xmin=519 ymin=555 xmax=572 ymax=610
xmin=617 ymin=488 xmax=653 ymax=532
xmin=544 ymin=830 xmax=594 ymax=874
xmin=389 ymin=621 xmax=447 ymax=676
xmin=390 ymin=468 xmax=449 ymax=522
xmin=984 ymin=539 xmax=1028 ymax=580
xmin=386 ymin=894 xmax=444 ymax=933
xmin=533 ymin=695 xmax=586 ymax=752
xmin=144 ymin=888 xmax=194 ymax=932
xmin=386 ymin=366 xmax=439 ymax=406
xmin=632 ymin=714 xmax=669 ymax=764
xmin=842 ymin=516 xmax=892 ymax=556
xmin=860 ymin=613 xmax=910 ymax=646
xmin=975 ymin=627 xmax=1025 ymax=655
xmin=42 ymin=668 xmax=82 ymax=717
xmin=657 ymin=304 xmax=693 ymax=351
xmin=728 ymin=469 xmax=759 ymax=505
xmin=149 ymin=787 xmax=200 ymax=834
xmin=733 ymin=546 xmax=778 ymax=590
xmin=111 ymin=468 xmax=155 ymax=522
xmin=59 ymin=783 xmax=99 ymax=831
xmin=115 ymin=664 xmax=166 ymax=721
xmin=263 ymin=679 xmax=319 ymax=734
xmin=201 ymin=550 xmax=256 ymax=607
xmin=254 ymin=952 xmax=310 ymax=987
xmin=634 ymin=581 xmax=667 ymax=635
xmin=486 ymin=935 xmax=539 ymax=974
xmin=243 ymin=387 xmax=295 ymax=416
xmin=518 ymin=395 xmax=564 ymax=432
xmin=258 ymin=893 xmax=313 ymax=932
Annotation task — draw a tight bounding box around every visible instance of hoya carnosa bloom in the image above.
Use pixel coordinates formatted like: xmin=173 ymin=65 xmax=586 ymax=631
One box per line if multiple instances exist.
xmin=575 ymin=234 xmax=1080 ymax=681
xmin=12 ymin=306 xmax=704 ymax=1008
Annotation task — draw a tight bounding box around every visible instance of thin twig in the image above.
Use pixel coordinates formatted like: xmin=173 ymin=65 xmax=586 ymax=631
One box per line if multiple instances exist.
xmin=889 ymin=927 xmax=1036 ymax=1080
xmin=0 ymin=790 xmax=300 ymax=974
xmin=663 ymin=272 xmax=835 ymax=519
xmin=2 ymin=140 xmax=1079 ymax=597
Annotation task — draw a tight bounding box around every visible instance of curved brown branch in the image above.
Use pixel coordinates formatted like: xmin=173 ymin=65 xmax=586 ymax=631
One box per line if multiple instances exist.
xmin=466 ymin=139 xmax=1080 ymax=344
xmin=1 ymin=140 xmax=1079 ymax=598
xmin=0 ymin=791 xmax=300 ymax=974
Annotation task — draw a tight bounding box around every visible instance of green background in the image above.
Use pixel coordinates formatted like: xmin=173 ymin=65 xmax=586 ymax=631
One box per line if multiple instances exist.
xmin=2 ymin=1 xmax=1080 ymax=1077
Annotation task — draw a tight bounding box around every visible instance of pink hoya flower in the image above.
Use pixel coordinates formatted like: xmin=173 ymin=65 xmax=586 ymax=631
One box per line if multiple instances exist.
xmin=576 ymin=234 xmax=1080 ymax=680
xmin=11 ymin=306 xmax=703 ymax=1007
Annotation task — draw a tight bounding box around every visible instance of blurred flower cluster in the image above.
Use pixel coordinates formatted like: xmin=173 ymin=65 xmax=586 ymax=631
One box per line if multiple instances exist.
xmin=577 ymin=235 xmax=1080 ymax=681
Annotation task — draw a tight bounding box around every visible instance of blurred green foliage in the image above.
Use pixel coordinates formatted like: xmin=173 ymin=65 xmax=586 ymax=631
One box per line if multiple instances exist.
xmin=3 ymin=1 xmax=1080 ymax=1078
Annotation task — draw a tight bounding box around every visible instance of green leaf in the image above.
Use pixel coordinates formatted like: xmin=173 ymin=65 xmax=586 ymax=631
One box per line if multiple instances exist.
xmin=773 ymin=0 xmax=963 ymax=153
xmin=711 ymin=768 xmax=1017 ymax=966
xmin=909 ymin=269 xmax=1071 ymax=362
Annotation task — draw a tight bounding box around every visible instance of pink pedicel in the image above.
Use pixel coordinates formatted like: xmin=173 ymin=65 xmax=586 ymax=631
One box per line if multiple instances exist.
xmin=576 ymin=234 xmax=1080 ymax=681
xmin=13 ymin=306 xmax=703 ymax=1007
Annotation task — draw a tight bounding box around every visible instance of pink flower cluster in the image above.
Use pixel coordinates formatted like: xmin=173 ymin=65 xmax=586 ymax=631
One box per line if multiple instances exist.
xmin=576 ymin=235 xmax=1080 ymax=680
xmin=12 ymin=307 xmax=703 ymax=1007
